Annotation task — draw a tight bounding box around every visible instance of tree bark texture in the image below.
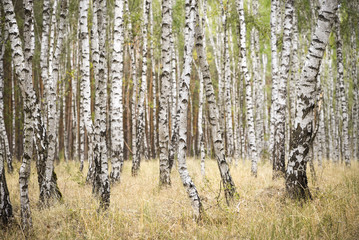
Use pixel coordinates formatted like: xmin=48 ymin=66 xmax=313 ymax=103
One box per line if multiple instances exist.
xmin=92 ymin=0 xmax=110 ymax=210
xmin=236 ymin=0 xmax=259 ymax=177
xmin=159 ymin=0 xmax=172 ymax=186
xmin=110 ymin=0 xmax=125 ymax=182
xmin=286 ymin=0 xmax=337 ymax=199
xmin=177 ymin=0 xmax=202 ymax=219
xmin=272 ymin=0 xmax=294 ymax=178
xmin=195 ymin=8 xmax=236 ymax=205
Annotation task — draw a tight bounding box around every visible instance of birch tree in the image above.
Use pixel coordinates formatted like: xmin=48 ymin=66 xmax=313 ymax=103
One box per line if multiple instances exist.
xmin=92 ymin=0 xmax=110 ymax=210
xmin=352 ymin=33 xmax=359 ymax=161
xmin=40 ymin=0 xmax=51 ymax=125
xmin=0 ymin=14 xmax=13 ymax=225
xmin=177 ymin=0 xmax=202 ymax=219
xmin=110 ymin=0 xmax=125 ymax=182
xmin=269 ymin=0 xmax=279 ymax=167
xmin=335 ymin=13 xmax=350 ymax=167
xmin=132 ymin=0 xmax=151 ymax=176
xmin=0 ymin=21 xmax=12 ymax=173
xmin=0 ymin=142 xmax=12 ymax=227
xmin=195 ymin=7 xmax=236 ymax=204
xmin=41 ymin=0 xmax=67 ymax=204
xmin=4 ymin=0 xmax=37 ymax=230
xmin=286 ymin=0 xmax=337 ymax=199
xmin=196 ymin=65 xmax=206 ymax=176
xmin=159 ymin=0 xmax=172 ymax=185
xmin=272 ymin=0 xmax=294 ymax=178
xmin=150 ymin=1 xmax=158 ymax=158
xmin=236 ymin=0 xmax=259 ymax=177
xmin=223 ymin=11 xmax=234 ymax=161
xmin=79 ymin=0 xmax=94 ymax=178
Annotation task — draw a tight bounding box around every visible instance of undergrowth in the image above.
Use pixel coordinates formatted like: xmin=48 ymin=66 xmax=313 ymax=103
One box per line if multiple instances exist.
xmin=1 ymin=159 xmax=358 ymax=239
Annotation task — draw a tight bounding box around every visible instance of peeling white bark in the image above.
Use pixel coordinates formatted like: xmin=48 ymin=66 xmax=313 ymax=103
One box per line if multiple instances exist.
xmin=110 ymin=0 xmax=125 ymax=182
xmin=177 ymin=0 xmax=202 ymax=219
xmin=92 ymin=0 xmax=110 ymax=210
xmin=236 ymin=0 xmax=259 ymax=177
xmin=335 ymin=14 xmax=350 ymax=166
xmin=159 ymin=0 xmax=172 ymax=185
xmin=272 ymin=0 xmax=294 ymax=178
xmin=0 ymin=26 xmax=12 ymax=173
xmin=195 ymin=7 xmax=236 ymax=204
xmin=286 ymin=0 xmax=337 ymax=199
xmin=0 ymin=12 xmax=13 ymax=225
xmin=4 ymin=0 xmax=36 ymax=230
xmin=79 ymin=0 xmax=94 ymax=180
xmin=42 ymin=0 xmax=67 ymax=204
xmin=132 ymin=0 xmax=150 ymax=176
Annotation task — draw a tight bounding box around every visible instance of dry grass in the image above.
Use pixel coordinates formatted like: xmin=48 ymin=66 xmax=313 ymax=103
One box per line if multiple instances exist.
xmin=1 ymin=158 xmax=359 ymax=239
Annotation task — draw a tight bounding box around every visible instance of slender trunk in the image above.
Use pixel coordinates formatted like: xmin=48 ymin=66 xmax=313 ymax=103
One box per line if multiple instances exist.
xmin=0 ymin=11 xmax=13 ymax=225
xmin=79 ymin=0 xmax=94 ymax=181
xmin=42 ymin=0 xmax=67 ymax=204
xmin=110 ymin=0 xmax=125 ymax=182
xmin=38 ymin=0 xmax=50 ymax=115
xmin=159 ymin=0 xmax=172 ymax=186
xmin=0 ymin=26 xmax=13 ymax=173
xmin=92 ymin=0 xmax=110 ymax=210
xmin=132 ymin=0 xmax=150 ymax=176
xmin=71 ymin=29 xmax=78 ymax=161
xmin=289 ymin=11 xmax=298 ymax=143
xmin=352 ymin=33 xmax=359 ymax=161
xmin=251 ymin=0 xmax=263 ymax=159
xmin=11 ymin=62 xmax=15 ymax=159
xmin=150 ymin=1 xmax=157 ymax=158
xmin=196 ymin=65 xmax=205 ymax=176
xmin=223 ymin=12 xmax=234 ymax=162
xmin=335 ymin=14 xmax=350 ymax=166
xmin=177 ymin=0 xmax=202 ymax=219
xmin=125 ymin=0 xmax=138 ymax=163
xmin=286 ymin=0 xmax=337 ymax=199
xmin=195 ymin=7 xmax=236 ymax=204
xmin=236 ymin=0 xmax=259 ymax=177
xmin=269 ymin=0 xmax=279 ymax=167
xmin=272 ymin=0 xmax=294 ymax=178
xmin=5 ymin=0 xmax=36 ymax=231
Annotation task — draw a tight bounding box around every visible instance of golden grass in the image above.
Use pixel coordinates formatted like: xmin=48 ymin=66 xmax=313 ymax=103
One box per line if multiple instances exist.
xmin=1 ymin=158 xmax=359 ymax=239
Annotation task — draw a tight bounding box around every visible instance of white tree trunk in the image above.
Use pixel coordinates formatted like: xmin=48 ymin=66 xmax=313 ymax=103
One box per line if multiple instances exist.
xmin=195 ymin=8 xmax=237 ymax=204
xmin=289 ymin=11 xmax=299 ymax=142
xmin=177 ymin=0 xmax=202 ymax=219
xmin=196 ymin=64 xmax=206 ymax=176
xmin=335 ymin=14 xmax=350 ymax=166
xmin=223 ymin=15 xmax=234 ymax=162
xmin=159 ymin=0 xmax=172 ymax=185
xmin=272 ymin=0 xmax=294 ymax=178
xmin=79 ymin=0 xmax=94 ymax=181
xmin=110 ymin=0 xmax=125 ymax=182
xmin=0 ymin=12 xmax=13 ymax=225
xmin=0 ymin=26 xmax=13 ymax=173
xmin=251 ymin=0 xmax=264 ymax=159
xmin=132 ymin=0 xmax=150 ymax=176
xmin=92 ymin=0 xmax=110 ymax=210
xmin=5 ymin=0 xmax=36 ymax=230
xmin=286 ymin=0 xmax=337 ymax=199
xmin=42 ymin=0 xmax=67 ymax=204
xmin=149 ymin=1 xmax=157 ymax=158
xmin=71 ymin=27 xmax=79 ymax=161
xmin=236 ymin=0 xmax=259 ymax=177
xmin=269 ymin=0 xmax=279 ymax=167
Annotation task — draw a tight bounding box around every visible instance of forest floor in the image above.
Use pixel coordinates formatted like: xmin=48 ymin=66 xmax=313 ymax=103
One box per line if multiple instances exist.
xmin=2 ymin=158 xmax=359 ymax=239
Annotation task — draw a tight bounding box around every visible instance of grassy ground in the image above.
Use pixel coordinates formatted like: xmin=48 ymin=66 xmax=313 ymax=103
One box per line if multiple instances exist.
xmin=1 ymin=158 xmax=359 ymax=239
